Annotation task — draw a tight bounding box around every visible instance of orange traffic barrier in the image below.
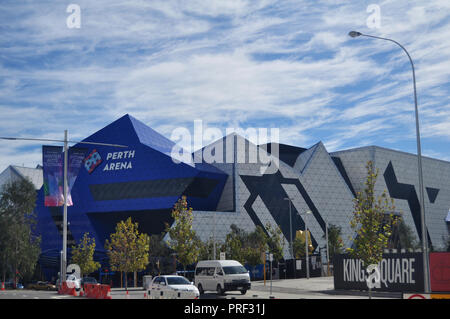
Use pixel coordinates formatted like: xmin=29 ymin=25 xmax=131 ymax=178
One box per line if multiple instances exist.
xmin=82 ymin=283 xmax=112 ymax=299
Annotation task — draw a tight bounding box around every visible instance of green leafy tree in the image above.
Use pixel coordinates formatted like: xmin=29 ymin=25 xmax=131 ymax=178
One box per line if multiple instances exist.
xmin=347 ymin=161 xmax=399 ymax=268
xmin=71 ymin=232 xmax=100 ymax=277
xmin=197 ymin=237 xmax=222 ymax=261
xmin=165 ymin=196 xmax=200 ymax=271
xmin=265 ymin=223 xmax=285 ymax=263
xmin=148 ymin=234 xmax=172 ymax=275
xmin=223 ymin=225 xmax=245 ymax=263
xmin=293 ymin=229 xmax=314 ymax=258
xmin=323 ymin=224 xmax=344 ymax=263
xmin=105 ymin=217 xmax=150 ymax=288
xmin=388 ymin=218 xmax=420 ymax=251
xmin=244 ymin=226 xmax=268 ymax=268
xmin=0 ymin=179 xmax=40 ymax=286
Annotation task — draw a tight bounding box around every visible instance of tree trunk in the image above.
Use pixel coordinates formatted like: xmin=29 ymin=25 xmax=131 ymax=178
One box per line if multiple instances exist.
xmin=134 ymin=271 xmax=137 ymax=288
xmin=120 ymin=271 xmax=123 ymax=289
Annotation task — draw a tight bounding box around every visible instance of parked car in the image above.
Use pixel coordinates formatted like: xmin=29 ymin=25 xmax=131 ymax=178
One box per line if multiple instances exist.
xmin=195 ymin=260 xmax=251 ymax=295
xmin=27 ymin=281 xmax=57 ymax=291
xmin=3 ymin=280 xmax=23 ymax=289
xmin=148 ymin=275 xmax=199 ymax=299
xmin=80 ymin=277 xmax=98 ymax=286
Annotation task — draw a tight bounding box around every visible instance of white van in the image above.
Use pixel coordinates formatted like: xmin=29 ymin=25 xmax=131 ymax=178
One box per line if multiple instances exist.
xmin=194 ymin=260 xmax=251 ymax=295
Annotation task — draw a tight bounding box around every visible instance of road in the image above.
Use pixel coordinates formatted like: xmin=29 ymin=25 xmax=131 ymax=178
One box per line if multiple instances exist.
xmin=0 ymin=277 xmax=399 ymax=299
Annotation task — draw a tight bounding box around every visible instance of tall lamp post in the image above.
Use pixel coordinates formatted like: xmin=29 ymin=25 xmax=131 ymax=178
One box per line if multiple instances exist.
xmin=348 ymin=31 xmax=430 ymax=293
xmin=284 ymin=197 xmax=295 ymax=278
xmin=0 ymin=133 xmax=127 ymax=285
xmin=299 ymin=210 xmax=312 ymax=279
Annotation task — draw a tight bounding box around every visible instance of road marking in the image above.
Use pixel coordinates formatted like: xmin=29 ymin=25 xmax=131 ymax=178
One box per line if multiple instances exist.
xmin=51 ymin=295 xmax=73 ymax=299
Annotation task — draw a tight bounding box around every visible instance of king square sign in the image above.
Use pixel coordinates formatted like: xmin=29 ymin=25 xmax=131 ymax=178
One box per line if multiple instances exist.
xmin=334 ymin=252 xmax=450 ymax=293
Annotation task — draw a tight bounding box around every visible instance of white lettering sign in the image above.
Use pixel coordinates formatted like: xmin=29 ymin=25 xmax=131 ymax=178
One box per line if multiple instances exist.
xmin=343 ymin=257 xmax=416 ymax=288
xmin=103 ymin=150 xmax=135 ymax=172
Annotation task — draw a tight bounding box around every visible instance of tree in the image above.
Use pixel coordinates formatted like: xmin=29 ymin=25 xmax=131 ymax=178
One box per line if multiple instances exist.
xmin=105 ymin=217 xmax=150 ymax=289
xmin=265 ymin=223 xmax=285 ymax=263
xmin=197 ymin=237 xmax=222 ymax=261
xmin=165 ymin=196 xmax=200 ymax=271
xmin=347 ymin=161 xmax=399 ymax=297
xmin=388 ymin=218 xmax=419 ymax=251
xmin=323 ymin=224 xmax=344 ymax=264
xmin=223 ymin=224 xmax=245 ymax=263
xmin=148 ymin=234 xmax=172 ymax=275
xmin=71 ymin=232 xmax=100 ymax=277
xmin=293 ymin=230 xmax=313 ymax=258
xmin=0 ymin=178 xmax=40 ymax=286
xmin=244 ymin=226 xmax=268 ymax=268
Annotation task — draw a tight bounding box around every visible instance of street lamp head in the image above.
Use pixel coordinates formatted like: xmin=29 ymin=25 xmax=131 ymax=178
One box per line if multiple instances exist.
xmin=348 ymin=31 xmax=362 ymax=38
xmin=306 ymin=210 xmax=312 ymax=214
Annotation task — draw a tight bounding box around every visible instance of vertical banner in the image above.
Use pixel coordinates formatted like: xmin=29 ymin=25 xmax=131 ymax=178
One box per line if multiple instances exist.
xmin=66 ymin=147 xmax=87 ymax=206
xmin=42 ymin=146 xmax=64 ymax=206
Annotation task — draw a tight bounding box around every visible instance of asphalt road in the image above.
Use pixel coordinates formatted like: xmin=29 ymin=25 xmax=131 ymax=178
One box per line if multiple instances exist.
xmin=0 ymin=277 xmax=400 ymax=299
xmin=0 ymin=289 xmax=71 ymax=299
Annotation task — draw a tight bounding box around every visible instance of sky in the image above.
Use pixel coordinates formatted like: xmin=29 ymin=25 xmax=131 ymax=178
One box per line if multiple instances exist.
xmin=0 ymin=0 xmax=449 ymax=172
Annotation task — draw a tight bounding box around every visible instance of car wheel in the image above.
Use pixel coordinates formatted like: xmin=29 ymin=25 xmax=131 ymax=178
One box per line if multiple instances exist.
xmin=240 ymin=290 xmax=247 ymax=295
xmin=198 ymin=284 xmax=204 ymax=295
xmin=217 ymin=284 xmax=224 ymax=296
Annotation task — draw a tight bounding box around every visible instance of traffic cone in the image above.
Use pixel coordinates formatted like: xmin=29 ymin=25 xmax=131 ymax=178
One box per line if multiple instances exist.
xmin=144 ymin=291 xmax=147 ymax=299
xmin=1 ymin=282 xmax=5 ymax=291
xmin=126 ymin=290 xmax=129 ymax=299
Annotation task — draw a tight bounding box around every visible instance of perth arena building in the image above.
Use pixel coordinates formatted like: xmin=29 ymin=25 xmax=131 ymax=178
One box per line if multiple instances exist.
xmin=1 ymin=114 xmax=449 ymax=280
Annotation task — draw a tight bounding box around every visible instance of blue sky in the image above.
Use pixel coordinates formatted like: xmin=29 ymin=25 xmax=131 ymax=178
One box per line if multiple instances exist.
xmin=0 ymin=0 xmax=449 ymax=171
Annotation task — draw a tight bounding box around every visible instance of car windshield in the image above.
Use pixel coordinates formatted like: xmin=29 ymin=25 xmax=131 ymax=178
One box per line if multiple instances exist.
xmin=223 ymin=266 xmax=248 ymax=274
xmin=83 ymin=278 xmax=96 ymax=283
xmin=166 ymin=277 xmax=191 ymax=285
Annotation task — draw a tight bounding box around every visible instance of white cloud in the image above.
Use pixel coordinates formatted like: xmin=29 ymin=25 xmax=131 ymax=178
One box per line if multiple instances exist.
xmin=0 ymin=0 xmax=448 ymax=171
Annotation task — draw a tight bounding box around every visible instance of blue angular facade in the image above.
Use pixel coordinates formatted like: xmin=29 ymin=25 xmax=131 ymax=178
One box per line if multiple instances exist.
xmin=35 ymin=115 xmax=228 ymax=275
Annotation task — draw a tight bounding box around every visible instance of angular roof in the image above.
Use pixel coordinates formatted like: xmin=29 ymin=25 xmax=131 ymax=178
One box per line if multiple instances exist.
xmin=0 ymin=165 xmax=43 ymax=190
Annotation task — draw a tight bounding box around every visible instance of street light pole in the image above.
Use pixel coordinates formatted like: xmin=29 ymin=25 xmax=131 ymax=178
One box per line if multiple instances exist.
xmin=62 ymin=130 xmax=68 ymax=282
xmin=325 ymin=221 xmax=330 ymax=276
xmin=284 ymin=197 xmax=294 ymax=278
xmin=305 ymin=211 xmax=310 ymax=279
xmin=348 ymin=31 xmax=430 ymax=293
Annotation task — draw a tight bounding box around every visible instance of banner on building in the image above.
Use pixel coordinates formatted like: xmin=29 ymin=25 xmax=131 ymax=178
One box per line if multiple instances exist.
xmin=42 ymin=146 xmax=86 ymax=207
xmin=66 ymin=147 xmax=87 ymax=206
xmin=43 ymin=146 xmax=64 ymax=206
xmin=333 ymin=253 xmax=424 ymax=292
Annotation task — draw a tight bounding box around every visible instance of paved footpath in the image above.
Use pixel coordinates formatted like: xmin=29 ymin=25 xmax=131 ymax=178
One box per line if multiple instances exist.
xmin=241 ymin=276 xmax=400 ymax=299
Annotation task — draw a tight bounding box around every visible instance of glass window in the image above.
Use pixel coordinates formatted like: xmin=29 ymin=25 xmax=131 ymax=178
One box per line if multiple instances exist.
xmin=166 ymin=277 xmax=190 ymax=285
xmin=207 ymin=267 xmax=215 ymax=276
xmin=216 ymin=267 xmax=224 ymax=276
xmin=223 ymin=266 xmax=248 ymax=274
